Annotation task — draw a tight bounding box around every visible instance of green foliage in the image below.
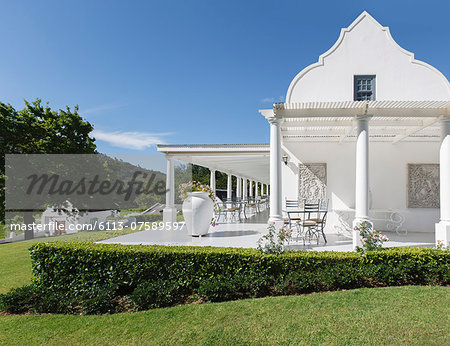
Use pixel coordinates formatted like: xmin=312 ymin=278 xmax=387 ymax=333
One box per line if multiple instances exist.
xmin=0 ymin=98 xmax=167 ymax=222
xmin=189 ymin=164 xmax=238 ymax=191
xmin=196 ymin=275 xmax=245 ymax=302
xmin=190 ymin=164 xmax=210 ymax=186
xmin=134 ymin=193 xmax=161 ymax=210
xmin=0 ymin=283 xmax=127 ymax=315
xmin=0 ymin=99 xmax=97 ymax=223
xmin=0 ymin=284 xmax=40 ymax=314
xmin=0 ymin=243 xmax=444 ymax=314
xmin=196 ymin=273 xmax=271 ymax=302
xmin=0 ymin=99 xmax=97 ymax=155
xmin=134 ymin=214 xmax=163 ymax=223
xmin=130 ymin=279 xmax=188 ymax=310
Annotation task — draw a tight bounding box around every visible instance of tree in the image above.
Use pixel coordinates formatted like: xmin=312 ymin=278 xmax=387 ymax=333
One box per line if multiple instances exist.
xmin=0 ymin=99 xmax=96 ymax=155
xmin=0 ymin=99 xmax=97 ymax=239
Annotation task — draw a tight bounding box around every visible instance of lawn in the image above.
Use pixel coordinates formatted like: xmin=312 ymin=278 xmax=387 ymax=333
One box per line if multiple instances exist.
xmin=0 ymin=233 xmax=448 ymax=345
xmin=0 ymin=228 xmax=141 ymax=294
xmin=0 ymin=286 xmax=448 ymax=345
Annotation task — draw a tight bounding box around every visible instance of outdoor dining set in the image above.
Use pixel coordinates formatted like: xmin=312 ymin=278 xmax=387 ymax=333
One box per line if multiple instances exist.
xmin=215 ymin=196 xmax=328 ymax=246
xmin=216 ymin=196 xmax=269 ymax=223
xmin=283 ymin=199 xmax=329 ymax=245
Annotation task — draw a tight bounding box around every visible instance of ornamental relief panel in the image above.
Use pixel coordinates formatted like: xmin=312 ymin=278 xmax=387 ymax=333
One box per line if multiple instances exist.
xmin=407 ymin=164 xmax=440 ymax=208
xmin=298 ymin=163 xmax=327 ymax=204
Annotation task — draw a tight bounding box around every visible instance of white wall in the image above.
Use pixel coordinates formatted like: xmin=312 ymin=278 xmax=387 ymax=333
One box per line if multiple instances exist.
xmin=283 ymin=141 xmax=440 ymax=233
xmin=286 ymin=12 xmax=450 ymax=103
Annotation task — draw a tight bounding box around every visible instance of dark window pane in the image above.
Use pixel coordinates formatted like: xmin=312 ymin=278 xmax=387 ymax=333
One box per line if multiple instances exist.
xmin=354 ymin=75 xmax=375 ymax=101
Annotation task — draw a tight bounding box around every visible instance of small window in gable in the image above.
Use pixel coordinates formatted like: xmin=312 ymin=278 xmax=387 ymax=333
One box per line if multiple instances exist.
xmin=354 ymin=75 xmax=376 ymax=101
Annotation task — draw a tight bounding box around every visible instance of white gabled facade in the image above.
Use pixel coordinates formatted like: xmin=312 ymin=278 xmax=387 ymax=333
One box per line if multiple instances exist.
xmin=286 ymin=11 xmax=450 ymax=103
xmin=261 ymin=11 xmax=450 ymax=248
xmin=159 ymin=11 xmax=450 ymax=249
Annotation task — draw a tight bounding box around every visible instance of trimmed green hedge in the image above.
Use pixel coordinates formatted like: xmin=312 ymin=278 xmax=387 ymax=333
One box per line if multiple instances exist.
xmin=1 ymin=243 xmax=448 ymax=314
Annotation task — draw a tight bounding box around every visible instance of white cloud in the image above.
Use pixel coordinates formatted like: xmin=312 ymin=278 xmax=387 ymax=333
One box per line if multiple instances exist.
xmin=83 ymin=103 xmax=124 ymax=115
xmin=92 ymin=130 xmax=172 ymax=150
xmin=260 ymin=96 xmax=285 ymax=103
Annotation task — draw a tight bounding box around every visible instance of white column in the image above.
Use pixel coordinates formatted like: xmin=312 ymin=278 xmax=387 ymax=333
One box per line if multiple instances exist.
xmin=210 ymin=169 xmax=216 ymax=194
xmin=249 ymin=180 xmax=253 ymax=197
xmin=352 ymin=114 xmax=372 ymax=249
xmin=236 ymin=176 xmax=242 ymax=199
xmin=254 ymin=181 xmax=258 ymax=198
xmin=436 ymin=115 xmax=450 ymax=247
xmin=269 ymin=117 xmax=282 ymax=223
xmin=227 ymin=174 xmax=232 ymax=199
xmin=243 ymin=178 xmax=247 ymax=199
xmin=163 ymin=156 xmax=177 ymax=224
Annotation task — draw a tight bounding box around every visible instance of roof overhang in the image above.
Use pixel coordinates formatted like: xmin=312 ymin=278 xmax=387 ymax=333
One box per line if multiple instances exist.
xmin=260 ymin=100 xmax=450 ymax=143
xmin=157 ymin=144 xmax=270 ymax=183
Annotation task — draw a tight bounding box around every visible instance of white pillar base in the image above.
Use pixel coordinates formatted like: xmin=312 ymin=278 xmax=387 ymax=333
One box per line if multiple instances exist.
xmin=435 ymin=221 xmax=450 ymax=248
xmin=163 ymin=207 xmax=177 ymax=225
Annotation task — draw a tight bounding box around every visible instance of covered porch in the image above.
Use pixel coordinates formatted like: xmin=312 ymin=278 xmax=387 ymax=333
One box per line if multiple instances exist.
xmin=260 ymin=100 xmax=450 ymax=249
xmin=157 ymin=144 xmax=271 ymax=225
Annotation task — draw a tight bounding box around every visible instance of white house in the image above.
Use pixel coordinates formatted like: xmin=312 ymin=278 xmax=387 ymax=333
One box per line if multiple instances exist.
xmin=40 ymin=202 xmax=117 ymax=236
xmin=158 ymin=11 xmax=450 ymax=249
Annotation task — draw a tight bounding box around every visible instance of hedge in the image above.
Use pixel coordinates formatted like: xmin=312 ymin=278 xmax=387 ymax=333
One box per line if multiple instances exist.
xmin=1 ymin=243 xmax=448 ymax=314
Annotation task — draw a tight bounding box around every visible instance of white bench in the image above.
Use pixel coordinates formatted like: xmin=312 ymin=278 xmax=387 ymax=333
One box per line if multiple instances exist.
xmin=334 ymin=209 xmax=406 ymax=238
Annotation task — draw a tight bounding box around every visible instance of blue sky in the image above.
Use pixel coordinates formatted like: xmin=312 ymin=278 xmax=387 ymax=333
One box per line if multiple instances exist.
xmin=1 ymin=0 xmax=449 ymax=154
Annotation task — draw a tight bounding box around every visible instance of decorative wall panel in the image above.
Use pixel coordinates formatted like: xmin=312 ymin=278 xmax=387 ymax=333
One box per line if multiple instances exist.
xmin=298 ymin=163 xmax=327 ymax=203
xmin=408 ymin=164 xmax=439 ymax=208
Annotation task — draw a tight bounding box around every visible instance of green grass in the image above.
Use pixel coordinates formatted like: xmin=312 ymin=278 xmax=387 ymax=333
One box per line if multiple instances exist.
xmin=1 ymin=230 xmax=449 ymax=344
xmin=0 ymin=286 xmax=448 ymax=345
xmin=0 ymin=228 xmax=141 ymax=294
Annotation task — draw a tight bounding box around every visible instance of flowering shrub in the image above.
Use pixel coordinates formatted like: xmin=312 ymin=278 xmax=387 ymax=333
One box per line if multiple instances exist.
xmin=436 ymin=240 xmax=449 ymax=250
xmin=354 ymin=221 xmax=389 ymax=252
xmin=178 ymin=181 xmax=217 ymax=226
xmin=257 ymin=222 xmax=291 ymax=254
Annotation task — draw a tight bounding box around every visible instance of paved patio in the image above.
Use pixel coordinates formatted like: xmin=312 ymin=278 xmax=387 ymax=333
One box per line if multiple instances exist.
xmin=99 ymin=218 xmax=435 ymax=251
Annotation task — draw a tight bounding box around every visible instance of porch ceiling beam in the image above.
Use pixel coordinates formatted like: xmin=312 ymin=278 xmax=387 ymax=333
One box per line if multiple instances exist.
xmin=282 ymin=129 xmax=349 ymax=136
xmin=282 ymin=137 xmax=343 ymax=143
xmin=168 ymin=152 xmax=269 ymax=159
xmin=339 ymin=124 xmax=355 ymax=143
xmin=392 ymin=117 xmax=441 ymax=143
xmin=282 ymin=120 xmax=354 ymax=127
xmin=182 ymin=158 xmax=269 ymax=183
xmin=281 ymin=119 xmax=437 ymax=127
xmin=277 ymin=110 xmax=447 ymax=118
xmin=268 ymin=101 xmax=450 ymax=118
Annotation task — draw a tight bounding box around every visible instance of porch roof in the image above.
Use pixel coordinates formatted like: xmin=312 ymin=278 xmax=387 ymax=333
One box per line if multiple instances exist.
xmin=260 ymin=100 xmax=450 ymax=142
xmin=157 ymin=144 xmax=270 ymax=183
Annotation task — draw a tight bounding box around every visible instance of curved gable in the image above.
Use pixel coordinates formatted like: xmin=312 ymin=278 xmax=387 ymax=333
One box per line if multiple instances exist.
xmin=286 ymin=11 xmax=450 ymax=103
